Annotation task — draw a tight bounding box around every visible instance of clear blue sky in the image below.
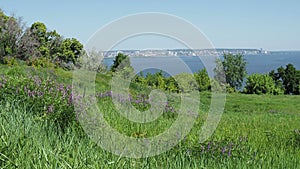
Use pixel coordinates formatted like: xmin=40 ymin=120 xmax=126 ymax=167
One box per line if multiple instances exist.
xmin=1 ymin=0 xmax=300 ymax=51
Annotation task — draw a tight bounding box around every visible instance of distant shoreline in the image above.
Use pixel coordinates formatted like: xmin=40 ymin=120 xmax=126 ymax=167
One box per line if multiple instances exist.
xmin=101 ymin=49 xmax=300 ymax=58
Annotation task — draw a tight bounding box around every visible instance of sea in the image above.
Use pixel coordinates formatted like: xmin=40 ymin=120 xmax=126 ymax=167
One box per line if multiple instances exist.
xmin=102 ymin=51 xmax=300 ymax=76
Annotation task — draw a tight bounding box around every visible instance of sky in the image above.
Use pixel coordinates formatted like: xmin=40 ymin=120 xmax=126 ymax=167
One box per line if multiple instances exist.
xmin=1 ymin=0 xmax=300 ymax=51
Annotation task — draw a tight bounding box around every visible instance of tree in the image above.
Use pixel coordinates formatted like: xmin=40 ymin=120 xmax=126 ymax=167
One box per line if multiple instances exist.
xmin=17 ymin=28 xmax=41 ymax=60
xmin=111 ymin=53 xmax=132 ymax=72
xmin=0 ymin=9 xmax=84 ymax=69
xmin=57 ymin=38 xmax=83 ymax=65
xmin=80 ymin=50 xmax=107 ymax=72
xmin=270 ymin=64 xmax=300 ymax=95
xmin=194 ymin=69 xmax=211 ymax=91
xmin=18 ymin=22 xmax=58 ymax=60
xmin=46 ymin=30 xmax=63 ymax=58
xmin=174 ymin=73 xmax=198 ymax=93
xmin=144 ymin=71 xmax=166 ymax=90
xmin=269 ymin=69 xmax=283 ymax=88
xmin=28 ymin=22 xmax=64 ymax=60
xmin=283 ymin=64 xmax=300 ymax=94
xmin=214 ymin=53 xmax=247 ymax=90
xmin=30 ymin=22 xmax=47 ymax=45
xmin=244 ymin=73 xmax=283 ymax=95
xmin=0 ymin=10 xmax=23 ymax=60
xmin=165 ymin=77 xmax=179 ymax=93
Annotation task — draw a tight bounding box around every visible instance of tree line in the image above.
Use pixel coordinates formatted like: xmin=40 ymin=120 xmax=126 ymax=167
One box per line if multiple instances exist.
xmin=0 ymin=9 xmax=83 ymax=69
xmin=215 ymin=53 xmax=300 ymax=95
xmin=112 ymin=53 xmax=300 ymax=95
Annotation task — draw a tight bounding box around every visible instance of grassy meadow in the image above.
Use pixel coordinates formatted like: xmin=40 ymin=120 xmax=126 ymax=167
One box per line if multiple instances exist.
xmin=0 ymin=64 xmax=300 ymax=168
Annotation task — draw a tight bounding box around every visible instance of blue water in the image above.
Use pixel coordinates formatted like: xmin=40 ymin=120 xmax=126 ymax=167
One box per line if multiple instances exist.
xmin=103 ymin=51 xmax=300 ymax=76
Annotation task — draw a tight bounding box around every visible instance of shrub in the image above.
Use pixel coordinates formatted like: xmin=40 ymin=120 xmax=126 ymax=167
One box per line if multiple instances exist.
xmin=244 ymin=73 xmax=283 ymax=95
xmin=27 ymin=57 xmax=55 ymax=68
xmin=2 ymin=56 xmax=18 ymax=66
xmin=174 ymin=73 xmax=198 ymax=93
xmin=194 ymin=69 xmax=211 ymax=92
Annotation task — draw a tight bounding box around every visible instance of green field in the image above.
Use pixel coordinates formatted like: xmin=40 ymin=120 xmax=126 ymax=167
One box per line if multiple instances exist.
xmin=1 ymin=65 xmax=300 ymax=168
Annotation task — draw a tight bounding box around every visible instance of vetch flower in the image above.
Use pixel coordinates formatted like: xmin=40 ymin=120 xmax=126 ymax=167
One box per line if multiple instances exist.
xmin=221 ymin=146 xmax=226 ymax=154
xmin=47 ymin=105 xmax=55 ymax=114
xmin=207 ymin=141 xmax=211 ymax=151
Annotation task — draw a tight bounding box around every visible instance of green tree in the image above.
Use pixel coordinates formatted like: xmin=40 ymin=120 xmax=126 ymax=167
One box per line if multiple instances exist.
xmin=110 ymin=53 xmax=134 ymax=80
xmin=30 ymin=23 xmax=65 ymax=60
xmin=18 ymin=22 xmax=60 ymax=60
xmin=194 ymin=69 xmax=211 ymax=91
xmin=111 ymin=53 xmax=132 ymax=72
xmin=0 ymin=9 xmax=83 ymax=68
xmin=165 ymin=77 xmax=179 ymax=93
xmin=144 ymin=71 xmax=166 ymax=90
xmin=58 ymin=38 xmax=83 ymax=65
xmin=271 ymin=64 xmax=300 ymax=94
xmin=30 ymin=22 xmax=47 ymax=45
xmin=244 ymin=73 xmax=283 ymax=95
xmin=214 ymin=53 xmax=247 ymax=90
xmin=46 ymin=30 xmax=63 ymax=58
xmin=174 ymin=73 xmax=198 ymax=93
xmin=29 ymin=22 xmax=51 ymax=58
xmin=269 ymin=69 xmax=283 ymax=88
xmin=133 ymin=72 xmax=147 ymax=85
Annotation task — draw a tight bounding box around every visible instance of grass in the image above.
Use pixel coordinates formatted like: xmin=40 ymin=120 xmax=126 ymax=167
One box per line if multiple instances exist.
xmin=1 ymin=64 xmax=300 ymax=168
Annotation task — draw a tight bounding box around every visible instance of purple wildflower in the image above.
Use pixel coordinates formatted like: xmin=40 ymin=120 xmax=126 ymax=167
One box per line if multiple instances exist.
xmin=58 ymin=84 xmax=64 ymax=92
xmin=128 ymin=95 xmax=133 ymax=101
xmin=68 ymin=92 xmax=74 ymax=105
xmin=37 ymin=91 xmax=44 ymax=97
xmin=207 ymin=141 xmax=211 ymax=151
xmin=228 ymin=150 xmax=232 ymax=157
xmin=106 ymin=91 xmax=112 ymax=97
xmin=66 ymin=84 xmax=72 ymax=91
xmin=228 ymin=143 xmax=233 ymax=157
xmin=34 ymin=76 xmax=41 ymax=86
xmin=47 ymin=105 xmax=54 ymax=113
xmin=221 ymin=146 xmax=226 ymax=154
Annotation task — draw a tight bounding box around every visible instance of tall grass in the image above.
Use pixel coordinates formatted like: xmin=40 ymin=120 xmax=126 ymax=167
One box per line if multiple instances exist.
xmin=1 ymin=94 xmax=300 ymax=168
xmin=0 ymin=66 xmax=300 ymax=168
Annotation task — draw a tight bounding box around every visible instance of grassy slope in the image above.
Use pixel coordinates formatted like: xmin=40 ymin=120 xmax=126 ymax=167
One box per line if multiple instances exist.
xmin=1 ymin=64 xmax=300 ymax=168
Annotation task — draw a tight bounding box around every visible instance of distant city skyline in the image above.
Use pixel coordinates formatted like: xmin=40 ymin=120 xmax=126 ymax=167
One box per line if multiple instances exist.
xmin=101 ymin=48 xmax=270 ymax=58
xmin=1 ymin=1 xmax=300 ymax=51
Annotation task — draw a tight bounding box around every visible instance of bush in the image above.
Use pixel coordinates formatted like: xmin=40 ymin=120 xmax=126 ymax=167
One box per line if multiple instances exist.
xmin=2 ymin=56 xmax=18 ymax=66
xmin=194 ymin=69 xmax=211 ymax=92
xmin=174 ymin=73 xmax=198 ymax=93
xmin=61 ymin=61 xmax=75 ymax=71
xmin=226 ymin=84 xmax=237 ymax=93
xmin=27 ymin=57 xmax=55 ymax=69
xmin=244 ymin=73 xmax=283 ymax=95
